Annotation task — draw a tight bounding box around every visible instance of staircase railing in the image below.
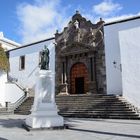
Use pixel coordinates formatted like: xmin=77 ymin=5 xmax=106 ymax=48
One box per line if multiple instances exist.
xmin=6 ymin=91 xmax=28 ymax=112
xmin=6 ymin=65 xmax=39 ymax=112
xmin=6 ymin=77 xmax=29 ymax=112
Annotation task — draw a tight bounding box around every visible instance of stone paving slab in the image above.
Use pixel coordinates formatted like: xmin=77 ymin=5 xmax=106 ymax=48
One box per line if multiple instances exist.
xmin=0 ymin=115 xmax=140 ymax=140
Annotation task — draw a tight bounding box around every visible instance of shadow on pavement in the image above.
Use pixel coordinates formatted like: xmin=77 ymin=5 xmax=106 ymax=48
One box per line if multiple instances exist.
xmin=0 ymin=137 xmax=8 ymax=140
xmin=0 ymin=118 xmax=24 ymax=128
xmin=73 ymin=118 xmax=140 ymax=125
xmin=68 ymin=127 xmax=140 ymax=139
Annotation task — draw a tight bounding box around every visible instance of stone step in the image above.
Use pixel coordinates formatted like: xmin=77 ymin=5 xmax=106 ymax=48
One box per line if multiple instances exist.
xmin=0 ymin=111 xmax=14 ymax=115
xmin=17 ymin=106 xmax=132 ymax=111
xmin=59 ymin=108 xmax=133 ymax=111
xmin=60 ymin=114 xmax=140 ymax=119
xmin=59 ymin=111 xmax=137 ymax=114
xmin=14 ymin=95 xmax=140 ymax=119
xmin=16 ymin=106 xmax=133 ymax=110
xmin=56 ymin=99 xmax=120 ymax=102
xmin=17 ymin=100 xmax=130 ymax=104
xmin=56 ymin=103 xmax=131 ymax=106
xmin=17 ymin=106 xmax=133 ymax=110
xmin=0 ymin=108 xmax=7 ymax=111
xmin=59 ymin=112 xmax=139 ymax=116
xmin=14 ymin=111 xmax=30 ymax=115
xmin=15 ymin=111 xmax=139 ymax=118
xmin=56 ymin=101 xmax=129 ymax=104
xmin=58 ymin=104 xmax=130 ymax=107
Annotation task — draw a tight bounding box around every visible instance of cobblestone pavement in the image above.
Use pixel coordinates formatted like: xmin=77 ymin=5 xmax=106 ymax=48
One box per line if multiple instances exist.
xmin=0 ymin=115 xmax=140 ymax=140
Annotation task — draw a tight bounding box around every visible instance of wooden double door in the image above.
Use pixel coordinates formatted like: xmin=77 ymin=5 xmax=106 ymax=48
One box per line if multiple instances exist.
xmin=70 ymin=63 xmax=89 ymax=94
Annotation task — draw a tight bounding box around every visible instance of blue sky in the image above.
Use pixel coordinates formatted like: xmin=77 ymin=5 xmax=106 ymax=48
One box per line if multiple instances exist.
xmin=0 ymin=0 xmax=140 ymax=44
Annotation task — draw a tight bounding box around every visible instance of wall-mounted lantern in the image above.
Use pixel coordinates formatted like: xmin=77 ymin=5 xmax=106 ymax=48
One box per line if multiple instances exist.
xmin=113 ymin=61 xmax=122 ymax=72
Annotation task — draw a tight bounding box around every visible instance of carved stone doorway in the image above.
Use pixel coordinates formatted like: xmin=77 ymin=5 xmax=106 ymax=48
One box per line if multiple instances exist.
xmin=70 ymin=63 xmax=89 ymax=94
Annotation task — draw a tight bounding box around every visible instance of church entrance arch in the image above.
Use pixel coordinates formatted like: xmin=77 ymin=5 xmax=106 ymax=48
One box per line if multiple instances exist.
xmin=70 ymin=63 xmax=89 ymax=94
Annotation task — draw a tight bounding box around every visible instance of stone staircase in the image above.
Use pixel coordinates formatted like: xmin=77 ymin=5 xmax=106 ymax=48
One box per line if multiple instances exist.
xmin=14 ymin=95 xmax=140 ymax=119
xmin=0 ymin=107 xmax=14 ymax=115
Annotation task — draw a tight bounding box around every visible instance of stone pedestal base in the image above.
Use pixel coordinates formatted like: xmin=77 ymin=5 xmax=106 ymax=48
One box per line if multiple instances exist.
xmin=59 ymin=83 xmax=69 ymax=95
xmin=26 ymin=103 xmax=64 ymax=128
xmin=88 ymin=81 xmax=97 ymax=94
xmin=25 ymin=70 xmax=64 ymax=129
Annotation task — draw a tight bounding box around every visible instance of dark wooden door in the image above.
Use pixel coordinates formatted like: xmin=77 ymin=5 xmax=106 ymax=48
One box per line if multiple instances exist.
xmin=75 ymin=77 xmax=84 ymax=94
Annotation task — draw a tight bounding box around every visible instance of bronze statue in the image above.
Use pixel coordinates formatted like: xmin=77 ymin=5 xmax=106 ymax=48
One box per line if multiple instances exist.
xmin=40 ymin=46 xmax=50 ymax=70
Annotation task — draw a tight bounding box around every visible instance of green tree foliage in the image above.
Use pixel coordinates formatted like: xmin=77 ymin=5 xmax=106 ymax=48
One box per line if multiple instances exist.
xmin=0 ymin=44 xmax=9 ymax=72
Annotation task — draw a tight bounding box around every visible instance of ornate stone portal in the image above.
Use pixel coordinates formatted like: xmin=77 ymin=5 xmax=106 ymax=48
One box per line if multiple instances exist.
xmin=25 ymin=47 xmax=64 ymax=129
xmin=55 ymin=11 xmax=106 ymax=95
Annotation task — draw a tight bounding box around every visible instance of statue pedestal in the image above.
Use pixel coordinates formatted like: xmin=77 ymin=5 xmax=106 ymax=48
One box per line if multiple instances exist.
xmin=59 ymin=83 xmax=69 ymax=95
xmin=25 ymin=70 xmax=64 ymax=128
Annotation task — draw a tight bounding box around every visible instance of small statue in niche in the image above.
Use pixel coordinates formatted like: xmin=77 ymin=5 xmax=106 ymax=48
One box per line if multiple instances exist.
xmin=39 ymin=46 xmax=50 ymax=70
xmin=74 ymin=20 xmax=79 ymax=29
xmin=74 ymin=20 xmax=81 ymax=42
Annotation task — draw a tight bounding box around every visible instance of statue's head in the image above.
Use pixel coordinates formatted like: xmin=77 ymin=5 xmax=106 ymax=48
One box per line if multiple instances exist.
xmin=43 ymin=45 xmax=49 ymax=55
xmin=44 ymin=45 xmax=47 ymax=50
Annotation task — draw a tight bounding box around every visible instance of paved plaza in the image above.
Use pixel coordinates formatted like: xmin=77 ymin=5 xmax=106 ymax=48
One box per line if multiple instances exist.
xmin=0 ymin=115 xmax=140 ymax=140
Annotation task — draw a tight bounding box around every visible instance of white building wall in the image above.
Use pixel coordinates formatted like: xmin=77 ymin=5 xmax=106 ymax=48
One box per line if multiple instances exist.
xmin=119 ymin=24 xmax=140 ymax=108
xmin=9 ymin=39 xmax=55 ymax=90
xmin=104 ymin=24 xmax=122 ymax=95
xmin=104 ymin=18 xmax=140 ymax=95
xmin=5 ymin=83 xmax=24 ymax=103
xmin=0 ymin=71 xmax=7 ymax=106
xmin=0 ymin=32 xmax=20 ymax=106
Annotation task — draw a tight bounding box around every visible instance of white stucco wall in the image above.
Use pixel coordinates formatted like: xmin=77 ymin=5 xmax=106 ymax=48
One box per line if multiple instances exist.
xmin=119 ymin=24 xmax=140 ymax=108
xmin=5 ymin=83 xmax=24 ymax=103
xmin=104 ymin=24 xmax=122 ymax=95
xmin=104 ymin=18 xmax=140 ymax=95
xmin=9 ymin=39 xmax=55 ymax=91
xmin=0 ymin=71 xmax=7 ymax=106
xmin=0 ymin=33 xmax=21 ymax=106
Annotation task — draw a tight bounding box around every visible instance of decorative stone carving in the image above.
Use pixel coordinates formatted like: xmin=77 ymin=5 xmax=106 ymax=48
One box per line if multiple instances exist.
xmin=60 ymin=43 xmax=91 ymax=56
xmin=55 ymin=11 xmax=106 ymax=95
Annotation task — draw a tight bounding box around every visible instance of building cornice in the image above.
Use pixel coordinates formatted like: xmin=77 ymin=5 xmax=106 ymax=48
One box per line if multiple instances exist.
xmin=104 ymin=15 xmax=140 ymax=26
xmin=7 ymin=37 xmax=55 ymax=52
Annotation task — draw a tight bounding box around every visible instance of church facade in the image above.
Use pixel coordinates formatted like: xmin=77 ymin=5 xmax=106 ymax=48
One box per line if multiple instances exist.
xmin=0 ymin=12 xmax=140 ymax=110
xmin=55 ymin=11 xmax=106 ymax=95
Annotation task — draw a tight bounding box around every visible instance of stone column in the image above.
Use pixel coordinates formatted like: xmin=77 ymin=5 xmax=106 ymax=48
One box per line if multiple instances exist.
xmin=88 ymin=56 xmax=97 ymax=94
xmin=59 ymin=58 xmax=69 ymax=95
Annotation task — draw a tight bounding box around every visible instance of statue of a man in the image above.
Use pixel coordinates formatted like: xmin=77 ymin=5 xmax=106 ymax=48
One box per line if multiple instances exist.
xmin=40 ymin=46 xmax=50 ymax=70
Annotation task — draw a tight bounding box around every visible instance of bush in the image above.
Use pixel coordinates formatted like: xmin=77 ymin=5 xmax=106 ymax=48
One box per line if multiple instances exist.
xmin=0 ymin=44 xmax=9 ymax=72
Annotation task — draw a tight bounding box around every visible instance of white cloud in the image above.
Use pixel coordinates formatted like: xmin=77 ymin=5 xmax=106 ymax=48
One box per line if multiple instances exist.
xmin=17 ymin=0 xmax=70 ymax=43
xmin=16 ymin=0 xmax=140 ymax=44
xmin=93 ymin=0 xmax=122 ymax=16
